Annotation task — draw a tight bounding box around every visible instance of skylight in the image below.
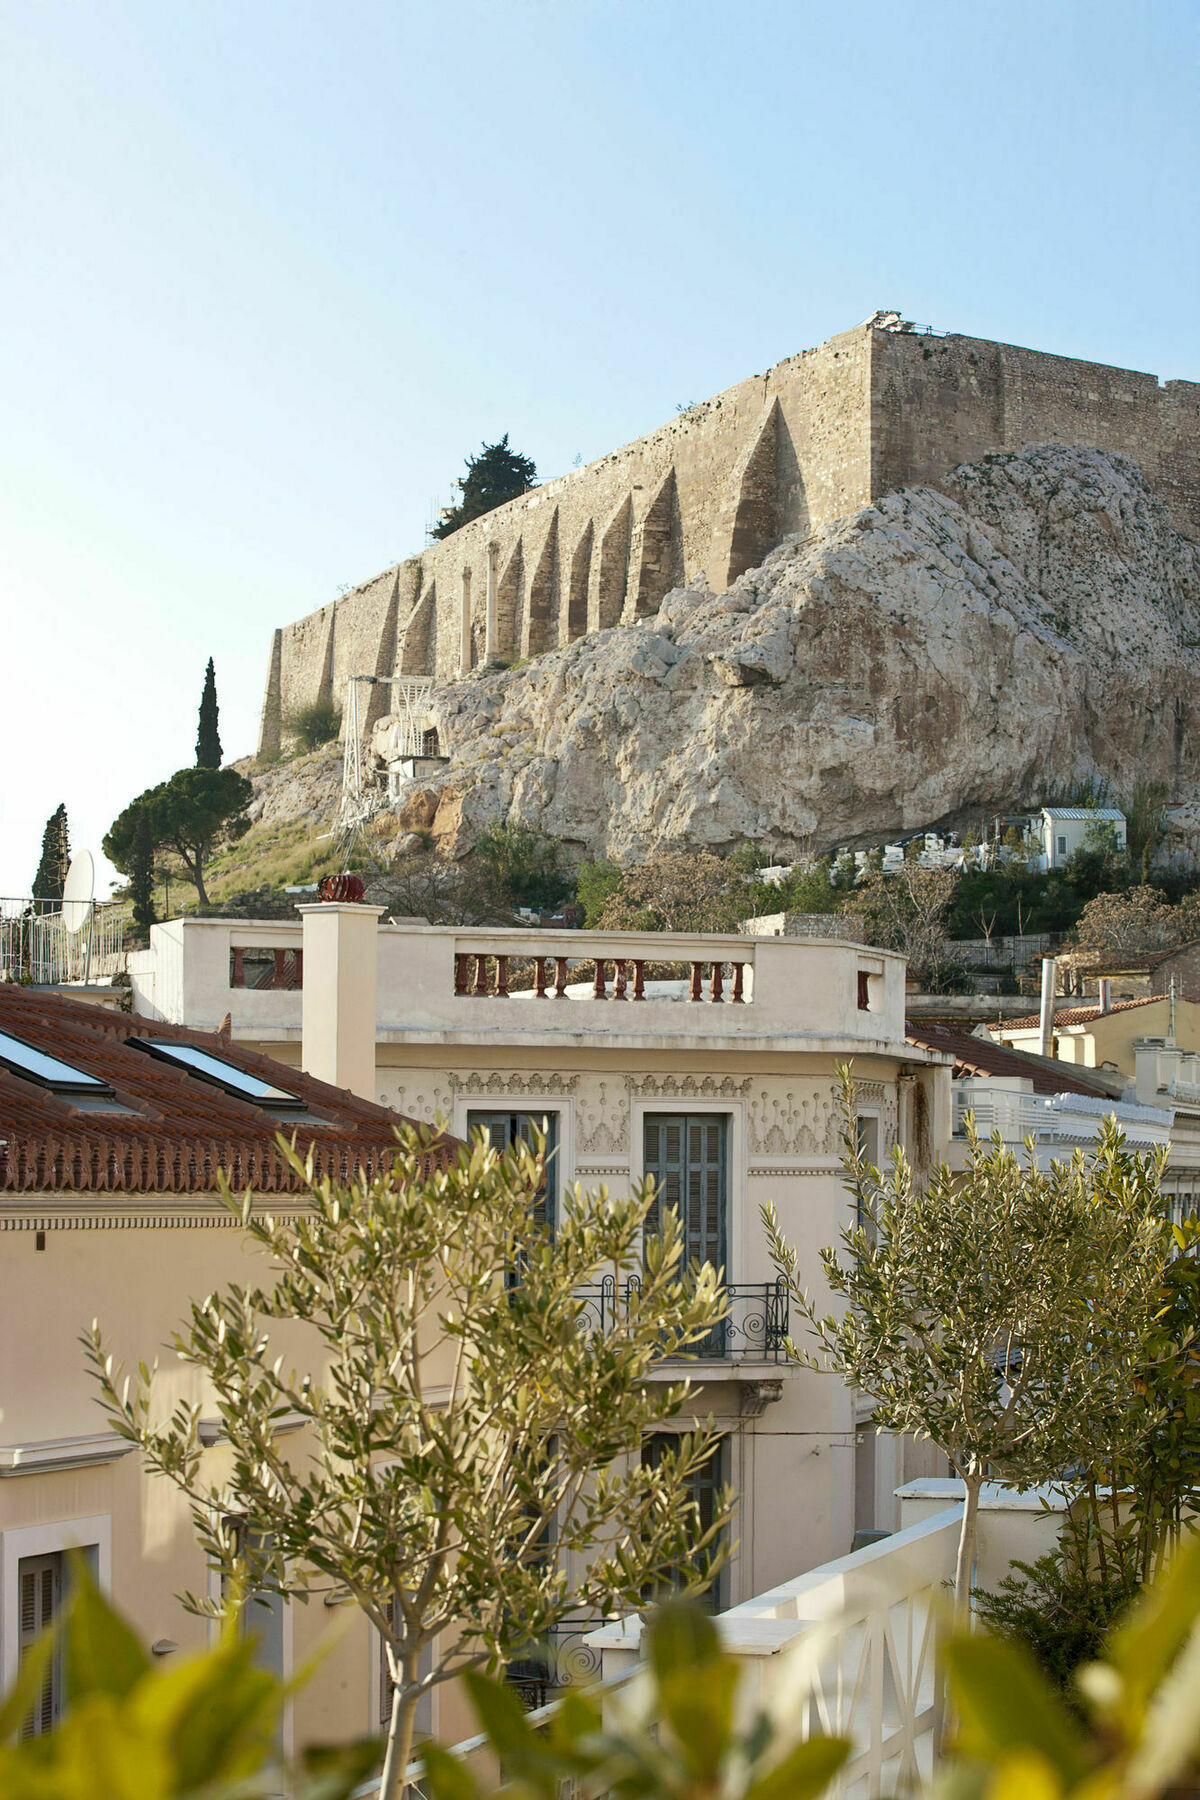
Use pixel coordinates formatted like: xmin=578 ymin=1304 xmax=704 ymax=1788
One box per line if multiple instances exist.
xmin=0 ymin=1029 xmax=115 ymax=1097
xmin=130 ymin=1039 xmax=307 ymax=1112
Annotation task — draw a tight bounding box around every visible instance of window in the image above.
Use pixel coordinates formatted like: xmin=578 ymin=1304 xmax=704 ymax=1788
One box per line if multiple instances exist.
xmin=18 ymin=1553 xmax=62 ymax=1738
xmin=857 ymin=971 xmax=870 ymax=1011
xmin=130 ymin=1040 xmax=306 ymax=1113
xmin=1057 ymin=835 xmax=1068 ymax=856
xmin=229 ymin=947 xmax=303 ymax=990
xmin=220 ymin=1523 xmax=285 ymax=1684
xmin=0 ymin=1030 xmax=115 ymax=1100
xmin=854 ymin=1116 xmax=880 ymax=1240
xmin=642 ymin=1434 xmax=727 ymax=1609
xmin=467 ymin=1111 xmax=559 ymax=1233
xmin=643 ymin=1115 xmax=728 ymax=1269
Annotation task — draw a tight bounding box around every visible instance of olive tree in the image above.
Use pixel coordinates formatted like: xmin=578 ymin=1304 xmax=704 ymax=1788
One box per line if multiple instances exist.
xmin=87 ymin=1126 xmax=729 ymax=1800
xmin=764 ymin=1070 xmax=1174 ymax=1611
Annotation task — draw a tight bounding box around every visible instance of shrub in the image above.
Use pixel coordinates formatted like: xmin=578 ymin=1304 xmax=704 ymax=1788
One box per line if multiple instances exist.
xmin=473 ymin=822 xmax=571 ymax=911
xmin=289 ymin=700 xmax=342 ymax=752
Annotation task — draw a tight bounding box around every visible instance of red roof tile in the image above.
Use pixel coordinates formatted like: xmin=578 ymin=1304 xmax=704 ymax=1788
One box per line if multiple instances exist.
xmin=904 ymin=1019 xmax=1119 ymax=1098
xmin=0 ymin=985 xmax=453 ymax=1195
xmin=997 ymin=995 xmax=1162 ymax=1032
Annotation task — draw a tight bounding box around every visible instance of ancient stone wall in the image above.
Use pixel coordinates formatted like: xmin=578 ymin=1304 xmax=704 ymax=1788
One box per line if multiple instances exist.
xmin=257 ymin=321 xmax=1200 ymax=756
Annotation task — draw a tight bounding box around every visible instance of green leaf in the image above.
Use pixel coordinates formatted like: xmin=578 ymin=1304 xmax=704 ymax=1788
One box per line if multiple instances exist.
xmin=1104 ymin=1534 xmax=1200 ymax=1722
xmin=421 ymin=1738 xmax=486 ymax=1800
xmin=942 ymin=1632 xmax=1087 ymax=1785
xmin=0 ymin=1628 xmax=55 ymax=1744
xmin=63 ymin=1562 xmax=151 ymax=1704
xmin=462 ymin=1670 xmax=544 ymax=1761
xmin=745 ymin=1734 xmax=851 ymax=1800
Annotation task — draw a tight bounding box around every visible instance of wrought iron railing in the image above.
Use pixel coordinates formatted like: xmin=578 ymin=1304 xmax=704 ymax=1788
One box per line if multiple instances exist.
xmin=505 ymin=1615 xmax=607 ymax=1711
xmin=574 ymin=1275 xmax=789 ymax=1362
xmin=0 ymin=897 xmax=124 ymax=986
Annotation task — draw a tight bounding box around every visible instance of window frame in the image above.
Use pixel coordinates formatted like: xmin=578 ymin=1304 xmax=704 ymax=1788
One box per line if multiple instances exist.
xmin=631 ymin=1099 xmax=744 ymax=1284
xmin=0 ymin=1515 xmax=109 ymax=1699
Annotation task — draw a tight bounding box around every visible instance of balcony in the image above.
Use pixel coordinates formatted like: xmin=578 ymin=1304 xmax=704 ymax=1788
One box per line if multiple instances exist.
xmin=575 ymin=1276 xmax=790 ymax=1363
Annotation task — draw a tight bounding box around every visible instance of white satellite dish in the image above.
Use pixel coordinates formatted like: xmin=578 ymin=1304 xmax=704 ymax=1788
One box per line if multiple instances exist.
xmin=61 ymin=851 xmax=95 ymax=935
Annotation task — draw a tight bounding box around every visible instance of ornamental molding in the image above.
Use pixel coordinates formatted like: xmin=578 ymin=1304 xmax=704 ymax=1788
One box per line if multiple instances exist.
xmin=625 ymin=1075 xmax=752 ymax=1099
xmin=747 ymin=1082 xmax=840 ymax=1156
xmin=854 ymin=1080 xmax=889 ymax=1102
xmin=448 ymin=1071 xmax=580 ymax=1097
xmin=576 ymin=1079 xmax=630 ymax=1154
xmin=0 ymin=1209 xmax=306 ymax=1232
xmin=0 ymin=1433 xmax=136 ymax=1477
xmin=739 ymin=1379 xmax=785 ymax=1419
xmin=747 ymin=1164 xmax=837 ymax=1179
xmin=573 ymin=1165 xmax=631 ymax=1178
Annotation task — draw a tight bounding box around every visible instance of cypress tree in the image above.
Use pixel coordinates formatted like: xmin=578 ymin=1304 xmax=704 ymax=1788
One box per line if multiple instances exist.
xmin=32 ymin=804 xmax=70 ymax=909
xmin=431 ymin=436 xmax=537 ymax=540
xmin=129 ymin=808 xmax=158 ymax=931
xmin=196 ymin=658 xmax=222 ymax=768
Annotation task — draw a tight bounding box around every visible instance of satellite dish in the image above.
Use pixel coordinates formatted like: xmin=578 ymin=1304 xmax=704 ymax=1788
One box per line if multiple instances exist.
xmin=61 ymin=851 xmax=95 ymax=934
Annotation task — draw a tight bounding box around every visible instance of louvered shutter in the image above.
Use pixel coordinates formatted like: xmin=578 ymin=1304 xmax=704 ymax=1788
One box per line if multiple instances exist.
xmin=467 ymin=1110 xmax=559 ymax=1233
xmin=18 ymin=1553 xmax=62 ymax=1737
xmin=643 ymin=1115 xmax=727 ymax=1267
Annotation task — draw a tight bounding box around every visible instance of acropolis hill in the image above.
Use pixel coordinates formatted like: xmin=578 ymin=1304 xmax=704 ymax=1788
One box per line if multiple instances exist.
xmin=257 ymin=314 xmax=1200 ymax=759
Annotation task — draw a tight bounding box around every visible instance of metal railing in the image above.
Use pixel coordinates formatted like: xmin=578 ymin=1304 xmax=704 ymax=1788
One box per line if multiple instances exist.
xmin=0 ymin=897 xmax=124 ymax=986
xmin=575 ymin=1275 xmax=789 ymax=1362
xmin=505 ymin=1615 xmax=607 ymax=1710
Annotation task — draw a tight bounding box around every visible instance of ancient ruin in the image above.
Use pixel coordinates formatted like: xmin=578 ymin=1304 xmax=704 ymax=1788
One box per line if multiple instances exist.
xmin=256 ymin=314 xmax=1200 ymax=760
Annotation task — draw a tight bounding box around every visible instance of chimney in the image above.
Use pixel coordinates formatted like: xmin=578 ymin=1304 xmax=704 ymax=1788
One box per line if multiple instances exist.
xmin=1039 ymin=956 xmax=1057 ymax=1059
xmin=298 ymin=892 xmax=385 ymax=1100
xmin=1097 ymin=977 xmax=1111 ymax=1015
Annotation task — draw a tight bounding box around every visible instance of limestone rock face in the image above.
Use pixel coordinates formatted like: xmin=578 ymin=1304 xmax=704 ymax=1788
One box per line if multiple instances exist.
xmin=409 ymin=447 xmax=1200 ymax=862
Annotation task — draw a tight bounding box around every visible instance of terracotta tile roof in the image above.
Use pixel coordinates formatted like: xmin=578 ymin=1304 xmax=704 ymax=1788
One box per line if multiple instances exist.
xmin=0 ymin=984 xmax=453 ymax=1196
xmin=997 ymin=995 xmax=1162 ymax=1032
xmin=904 ymin=1019 xmax=1120 ymax=1098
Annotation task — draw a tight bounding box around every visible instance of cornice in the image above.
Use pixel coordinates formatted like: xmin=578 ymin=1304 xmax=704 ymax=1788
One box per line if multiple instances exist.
xmin=0 ymin=1433 xmax=135 ymax=1477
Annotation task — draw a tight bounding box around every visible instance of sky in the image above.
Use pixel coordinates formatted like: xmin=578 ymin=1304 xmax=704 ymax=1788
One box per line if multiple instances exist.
xmin=2 ymin=0 xmax=1198 ymax=898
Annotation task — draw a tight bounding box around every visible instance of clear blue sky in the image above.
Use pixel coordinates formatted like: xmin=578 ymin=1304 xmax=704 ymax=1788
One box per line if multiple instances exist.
xmin=2 ymin=0 xmax=1197 ymax=897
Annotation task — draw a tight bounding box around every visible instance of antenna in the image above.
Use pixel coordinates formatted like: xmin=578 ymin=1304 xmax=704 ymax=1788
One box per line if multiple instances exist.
xmin=61 ymin=851 xmax=95 ymax=935
xmin=61 ymin=850 xmax=97 ymax=985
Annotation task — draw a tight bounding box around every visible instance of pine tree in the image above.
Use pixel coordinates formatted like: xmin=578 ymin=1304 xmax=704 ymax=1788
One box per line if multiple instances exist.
xmin=128 ymin=810 xmax=157 ymax=931
xmin=196 ymin=658 xmax=222 ymax=769
xmin=431 ymin=434 xmax=537 ymax=540
xmin=32 ymin=804 xmax=71 ymax=909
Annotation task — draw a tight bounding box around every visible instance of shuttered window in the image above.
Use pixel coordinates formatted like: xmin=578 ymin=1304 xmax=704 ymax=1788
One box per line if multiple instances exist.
xmin=643 ymin=1434 xmax=727 ymax=1609
xmin=19 ymin=1553 xmax=62 ymax=1738
xmin=643 ymin=1115 xmax=728 ymax=1269
xmin=467 ymin=1111 xmax=559 ymax=1233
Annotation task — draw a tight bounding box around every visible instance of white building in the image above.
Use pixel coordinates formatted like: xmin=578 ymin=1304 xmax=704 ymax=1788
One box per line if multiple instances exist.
xmin=1034 ymin=806 xmax=1127 ymax=872
xmin=130 ymin=910 xmax=953 ymax=1612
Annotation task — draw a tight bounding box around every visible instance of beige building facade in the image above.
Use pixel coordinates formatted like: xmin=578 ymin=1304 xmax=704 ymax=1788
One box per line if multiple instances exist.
xmin=130 ymin=911 xmax=952 ymax=1625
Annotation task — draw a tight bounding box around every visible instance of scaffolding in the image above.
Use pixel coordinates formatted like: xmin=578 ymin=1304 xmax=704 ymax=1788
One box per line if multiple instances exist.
xmin=337 ymin=675 xmax=435 ymax=847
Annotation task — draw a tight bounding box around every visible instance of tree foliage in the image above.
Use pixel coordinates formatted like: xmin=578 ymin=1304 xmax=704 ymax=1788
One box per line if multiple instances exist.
xmin=838 ymin=865 xmax=966 ymax=989
xmin=196 ymin=658 xmax=222 ymax=769
xmin=0 ymin=1560 xmax=379 ymax=1799
xmin=128 ymin=808 xmax=157 ymax=932
xmin=1075 ymin=886 xmax=1183 ymax=956
xmin=431 ymin=436 xmax=537 ymax=541
xmin=87 ymin=1125 xmax=731 ymax=1800
xmin=473 ymin=821 xmax=571 ymax=911
xmin=104 ymin=768 xmax=253 ymax=910
xmin=597 ymin=851 xmax=750 ymax=934
xmin=32 ymin=803 xmax=71 ymax=908
xmin=764 ymin=1072 xmax=1175 ymax=1611
xmin=289 ymin=701 xmax=342 ymax=753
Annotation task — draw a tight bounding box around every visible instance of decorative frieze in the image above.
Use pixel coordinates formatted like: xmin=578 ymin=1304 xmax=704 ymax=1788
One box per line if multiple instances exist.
xmin=625 ymin=1074 xmax=752 ymax=1099
xmin=448 ymin=1071 xmax=580 ymax=1097
xmin=746 ymin=1083 xmax=840 ymax=1156
xmin=576 ymin=1079 xmax=630 ymax=1153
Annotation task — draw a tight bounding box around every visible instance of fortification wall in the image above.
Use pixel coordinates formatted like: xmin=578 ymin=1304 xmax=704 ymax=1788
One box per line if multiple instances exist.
xmin=872 ymin=331 xmax=1200 ymax=540
xmin=257 ymin=321 xmax=1200 ymax=756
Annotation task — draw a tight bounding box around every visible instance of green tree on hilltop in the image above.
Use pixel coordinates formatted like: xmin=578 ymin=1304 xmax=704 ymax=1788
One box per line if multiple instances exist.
xmin=105 ymin=767 xmax=253 ymax=911
xmin=196 ymin=657 xmax=222 ymax=768
xmin=431 ymin=435 xmax=537 ymax=540
xmin=32 ymin=803 xmax=71 ymax=909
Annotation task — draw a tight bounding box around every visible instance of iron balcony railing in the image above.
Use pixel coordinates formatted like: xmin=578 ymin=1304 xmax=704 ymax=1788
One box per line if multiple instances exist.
xmin=574 ymin=1274 xmax=789 ymax=1363
xmin=505 ymin=1615 xmax=607 ymax=1711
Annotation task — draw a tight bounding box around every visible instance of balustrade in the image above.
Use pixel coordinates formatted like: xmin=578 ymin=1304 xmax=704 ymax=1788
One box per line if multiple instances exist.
xmin=451 ymin=952 xmax=749 ymax=1004
xmin=574 ymin=1275 xmax=788 ymax=1362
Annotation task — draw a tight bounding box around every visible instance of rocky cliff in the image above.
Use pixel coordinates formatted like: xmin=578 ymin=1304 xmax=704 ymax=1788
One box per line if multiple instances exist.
xmin=253 ymin=445 xmax=1200 ymax=866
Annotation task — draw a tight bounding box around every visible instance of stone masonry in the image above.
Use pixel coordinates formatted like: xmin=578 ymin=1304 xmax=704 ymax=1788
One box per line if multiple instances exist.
xmin=257 ymin=317 xmax=1200 ymax=755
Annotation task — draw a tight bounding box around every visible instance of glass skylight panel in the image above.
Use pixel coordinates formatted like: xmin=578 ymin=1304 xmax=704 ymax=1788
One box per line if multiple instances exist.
xmin=0 ymin=1029 xmax=114 ymax=1095
xmin=130 ymin=1039 xmax=307 ymax=1111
